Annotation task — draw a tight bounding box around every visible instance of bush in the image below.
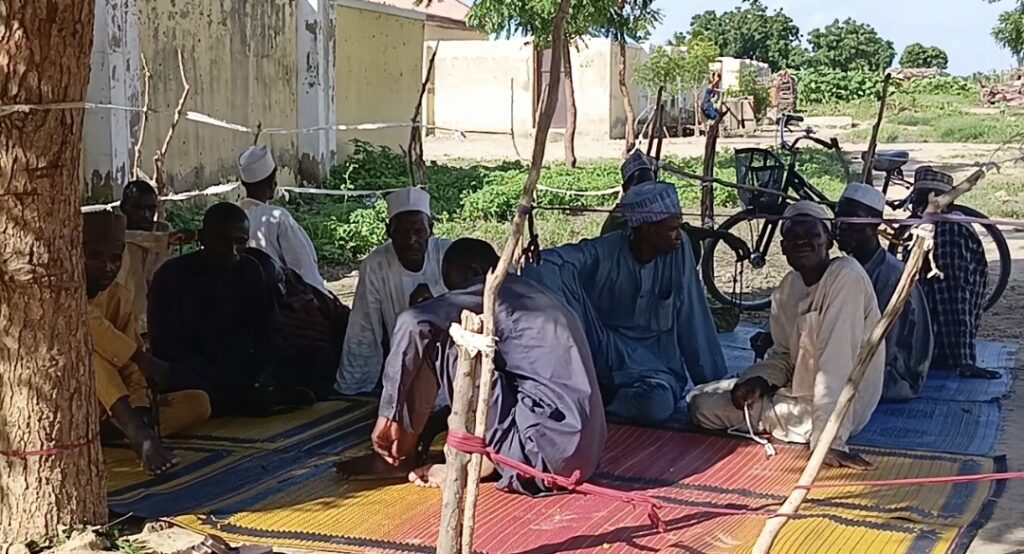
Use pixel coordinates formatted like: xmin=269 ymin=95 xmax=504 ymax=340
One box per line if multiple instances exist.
xmin=731 ymin=67 xmax=772 ymax=118
xmin=796 ymin=69 xmax=977 ymax=105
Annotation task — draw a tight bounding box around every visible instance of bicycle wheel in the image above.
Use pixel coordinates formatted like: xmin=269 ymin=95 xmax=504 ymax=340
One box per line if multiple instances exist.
xmin=886 ymin=204 xmax=1010 ymax=312
xmin=701 ymin=209 xmax=791 ymax=312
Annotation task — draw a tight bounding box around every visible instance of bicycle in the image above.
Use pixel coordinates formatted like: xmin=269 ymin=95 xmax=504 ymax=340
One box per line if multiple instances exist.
xmin=699 ymin=114 xmax=1011 ymax=312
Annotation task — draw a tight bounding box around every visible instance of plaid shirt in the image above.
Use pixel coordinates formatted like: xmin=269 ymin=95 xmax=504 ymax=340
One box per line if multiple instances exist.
xmin=920 ymin=221 xmax=988 ymax=369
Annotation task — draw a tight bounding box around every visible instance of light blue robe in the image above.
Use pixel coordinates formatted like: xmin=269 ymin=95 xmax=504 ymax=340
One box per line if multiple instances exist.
xmin=862 ymin=248 xmax=934 ymax=401
xmin=522 ymin=231 xmax=727 ymax=424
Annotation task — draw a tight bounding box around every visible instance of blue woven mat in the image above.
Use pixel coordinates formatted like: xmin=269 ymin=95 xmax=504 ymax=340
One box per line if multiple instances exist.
xmin=849 ymin=400 xmax=1003 ymax=456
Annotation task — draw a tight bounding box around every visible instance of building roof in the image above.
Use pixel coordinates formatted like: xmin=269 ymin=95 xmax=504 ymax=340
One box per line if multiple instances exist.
xmin=365 ymin=0 xmax=472 ymax=22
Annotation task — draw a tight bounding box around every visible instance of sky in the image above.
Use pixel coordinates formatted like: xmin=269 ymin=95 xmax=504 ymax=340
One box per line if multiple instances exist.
xmin=647 ymin=0 xmax=1017 ymax=75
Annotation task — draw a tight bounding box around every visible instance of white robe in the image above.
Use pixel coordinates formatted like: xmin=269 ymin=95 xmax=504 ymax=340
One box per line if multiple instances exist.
xmin=238 ymin=198 xmax=326 ymax=292
xmin=692 ymin=257 xmax=885 ymax=451
xmin=335 ymin=236 xmax=452 ymax=395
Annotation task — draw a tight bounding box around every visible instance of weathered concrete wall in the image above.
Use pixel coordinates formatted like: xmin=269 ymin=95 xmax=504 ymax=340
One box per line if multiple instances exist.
xmin=431 ymin=40 xmax=535 ymax=137
xmin=138 ymin=0 xmax=299 ymax=192
xmin=336 ymin=4 xmax=425 ymax=158
xmin=569 ymin=39 xmax=613 ymax=139
xmin=608 ymin=41 xmax=648 ymax=140
xmin=424 ymin=24 xmax=486 ymax=42
xmin=714 ymin=56 xmax=772 ymax=92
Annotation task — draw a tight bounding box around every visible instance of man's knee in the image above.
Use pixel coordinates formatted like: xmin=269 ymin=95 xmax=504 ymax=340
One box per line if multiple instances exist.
xmin=159 ymin=389 xmax=212 ymax=436
xmin=689 ymin=390 xmax=740 ymax=431
xmin=631 ymin=381 xmax=676 ymax=425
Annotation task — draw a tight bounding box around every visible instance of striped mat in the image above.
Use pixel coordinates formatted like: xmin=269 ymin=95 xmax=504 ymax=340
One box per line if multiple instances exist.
xmin=159 ymin=425 xmax=999 ymax=554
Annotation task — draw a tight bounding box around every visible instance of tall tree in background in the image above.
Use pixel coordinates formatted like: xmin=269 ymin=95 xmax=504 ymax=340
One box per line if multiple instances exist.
xmin=990 ymin=0 xmax=1024 ymax=66
xmin=899 ymin=43 xmax=950 ymax=70
xmin=0 ymin=0 xmax=107 ymax=544
xmin=680 ymin=0 xmax=802 ymax=72
xmin=469 ymin=0 xmax=600 ymax=167
xmin=595 ymin=0 xmax=662 ymax=155
xmin=806 ymin=18 xmax=896 ymax=72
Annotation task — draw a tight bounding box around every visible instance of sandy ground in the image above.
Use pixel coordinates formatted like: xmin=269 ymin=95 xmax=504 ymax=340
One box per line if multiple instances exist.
xmin=128 ymin=137 xmax=1024 ymax=553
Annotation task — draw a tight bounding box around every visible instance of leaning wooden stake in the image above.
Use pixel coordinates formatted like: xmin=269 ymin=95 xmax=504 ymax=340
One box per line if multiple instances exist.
xmin=152 ymin=47 xmax=191 ymax=210
xmin=407 ymin=42 xmax=440 ymax=188
xmin=437 ymin=1 xmax=573 ymax=553
xmin=132 ymin=52 xmax=151 ymax=179
xmin=751 ymin=168 xmax=987 ymax=554
xmin=700 ymin=111 xmax=725 ymax=228
xmin=860 ymin=73 xmax=893 ymax=185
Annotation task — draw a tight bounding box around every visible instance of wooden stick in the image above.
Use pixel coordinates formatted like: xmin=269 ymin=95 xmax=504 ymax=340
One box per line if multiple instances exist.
xmin=407 ymin=42 xmax=439 ymax=187
xmin=699 ymin=112 xmax=724 ymax=228
xmin=132 ymin=52 xmax=151 ymax=180
xmin=448 ymin=1 xmax=573 ymax=552
xmin=437 ymin=311 xmax=483 ymax=554
xmin=860 ymin=73 xmax=893 ymax=185
xmin=646 ymin=86 xmax=664 ymax=157
xmin=152 ymin=47 xmax=191 ymax=201
xmin=751 ymin=168 xmax=987 ymax=554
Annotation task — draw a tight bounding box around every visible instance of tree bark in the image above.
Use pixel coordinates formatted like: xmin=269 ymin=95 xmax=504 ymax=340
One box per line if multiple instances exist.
xmin=562 ymin=38 xmax=577 ymax=168
xmin=0 ymin=0 xmax=107 ymax=545
xmin=617 ymin=39 xmax=636 ymax=155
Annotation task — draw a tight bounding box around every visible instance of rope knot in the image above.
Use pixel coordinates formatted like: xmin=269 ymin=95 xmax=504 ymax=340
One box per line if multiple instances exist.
xmin=448 ymin=323 xmax=497 ymax=357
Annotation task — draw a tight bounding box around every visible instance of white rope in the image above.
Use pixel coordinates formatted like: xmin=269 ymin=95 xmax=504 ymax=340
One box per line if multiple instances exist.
xmin=278 ymin=186 xmax=411 ymax=198
xmin=449 ymin=322 xmax=497 ymax=357
xmin=537 ymin=184 xmax=621 ymax=197
xmin=0 ymin=101 xmax=147 ymax=117
xmin=727 ymin=404 xmax=776 ymax=459
xmin=184 ymin=110 xmax=510 ymax=138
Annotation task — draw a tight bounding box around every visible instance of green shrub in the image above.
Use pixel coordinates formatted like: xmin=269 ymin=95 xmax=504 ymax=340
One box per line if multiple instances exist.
xmin=796 ymin=69 xmax=884 ymax=104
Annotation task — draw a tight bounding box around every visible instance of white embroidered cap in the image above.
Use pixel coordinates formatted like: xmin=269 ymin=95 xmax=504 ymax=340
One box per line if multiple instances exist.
xmin=386 ymin=187 xmax=432 ymax=219
xmin=238 ymin=145 xmax=276 ymax=183
xmin=840 ymin=182 xmax=886 ymax=213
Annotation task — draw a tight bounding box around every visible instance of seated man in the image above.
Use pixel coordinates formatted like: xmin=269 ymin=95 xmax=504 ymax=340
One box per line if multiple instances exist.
xmin=909 ymin=167 xmax=999 ymax=380
xmin=84 ymin=211 xmax=210 ymax=475
xmin=336 ymin=187 xmax=452 ymax=395
xmin=148 ymin=202 xmax=314 ymax=417
xmin=600 ymin=150 xmax=657 ymax=236
xmin=245 ymin=247 xmax=350 ymax=399
xmin=689 ymin=201 xmax=884 ymax=470
xmin=117 ymin=180 xmax=194 ymax=334
xmin=835 ymin=183 xmax=933 ymax=401
xmin=524 ymin=182 xmax=727 ymax=426
xmin=336 ymin=239 xmax=606 ymax=494
xmin=237 ymin=145 xmax=328 ymax=292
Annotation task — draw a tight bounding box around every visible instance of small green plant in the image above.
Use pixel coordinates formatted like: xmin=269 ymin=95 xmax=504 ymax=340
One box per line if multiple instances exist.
xmin=731 ymin=67 xmax=771 ymax=118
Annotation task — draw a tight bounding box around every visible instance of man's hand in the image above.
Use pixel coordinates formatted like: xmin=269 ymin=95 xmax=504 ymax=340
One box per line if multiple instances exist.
xmin=371 ymin=417 xmax=408 ymax=466
xmin=409 ymin=284 xmax=434 ymax=307
xmin=168 ymin=229 xmax=196 ymax=246
xmin=131 ymin=350 xmax=170 ymax=389
xmin=823 ymin=448 xmax=875 ymax=471
xmin=722 ymin=232 xmax=752 ymax=261
xmin=730 ymin=376 xmax=773 ymax=410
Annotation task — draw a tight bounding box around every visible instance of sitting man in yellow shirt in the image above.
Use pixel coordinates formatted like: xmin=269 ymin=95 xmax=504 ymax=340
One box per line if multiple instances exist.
xmin=84 ymin=210 xmax=211 ymax=475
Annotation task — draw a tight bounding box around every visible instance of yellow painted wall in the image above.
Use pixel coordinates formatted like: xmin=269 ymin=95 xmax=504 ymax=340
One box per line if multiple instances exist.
xmin=431 ymin=40 xmax=535 ymax=136
xmin=569 ymin=40 xmax=613 ymax=139
xmin=139 ymin=0 xmax=299 ymax=192
xmin=336 ymin=5 xmax=425 ymax=158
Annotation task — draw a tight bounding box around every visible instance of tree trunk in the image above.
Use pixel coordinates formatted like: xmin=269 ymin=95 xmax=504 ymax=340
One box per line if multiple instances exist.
xmin=562 ymin=39 xmax=577 ymax=168
xmin=617 ymin=39 xmax=636 ymax=155
xmin=0 ymin=0 xmax=107 ymax=545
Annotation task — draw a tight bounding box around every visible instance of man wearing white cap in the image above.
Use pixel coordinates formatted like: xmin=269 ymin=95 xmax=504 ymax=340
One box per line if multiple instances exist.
xmin=689 ymin=201 xmax=884 ymax=470
xmin=836 ymin=183 xmax=933 ymax=401
xmin=524 ymin=182 xmax=726 ymax=426
xmin=237 ymin=145 xmax=327 ymax=293
xmin=335 ymin=187 xmax=452 ymax=395
xmin=908 ymin=167 xmax=998 ymax=380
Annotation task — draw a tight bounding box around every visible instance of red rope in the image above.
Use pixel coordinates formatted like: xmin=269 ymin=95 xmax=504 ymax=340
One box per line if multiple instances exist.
xmin=0 ymin=435 xmax=97 ymax=460
xmin=447 ymin=430 xmax=1024 ymax=532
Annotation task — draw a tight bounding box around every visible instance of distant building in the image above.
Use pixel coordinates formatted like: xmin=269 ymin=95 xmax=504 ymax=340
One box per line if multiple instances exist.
xmin=368 ymin=0 xmax=486 ymax=41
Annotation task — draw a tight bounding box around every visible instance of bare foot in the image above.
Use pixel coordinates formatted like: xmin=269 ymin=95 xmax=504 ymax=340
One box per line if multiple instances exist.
xmin=130 ymin=434 xmax=178 ymax=475
xmin=958 ymin=365 xmax=1002 ymax=380
xmin=408 ymin=464 xmax=447 ymax=488
xmin=335 ymin=453 xmax=415 ymax=481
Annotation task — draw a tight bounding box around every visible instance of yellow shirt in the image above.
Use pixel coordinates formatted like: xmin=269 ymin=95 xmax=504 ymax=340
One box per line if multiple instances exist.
xmin=89 ymin=282 xmax=150 ymax=411
xmin=115 ymin=221 xmax=172 ymax=334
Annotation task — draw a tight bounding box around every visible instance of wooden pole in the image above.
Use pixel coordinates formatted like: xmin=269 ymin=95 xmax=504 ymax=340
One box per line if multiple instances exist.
xmin=860 ymin=73 xmax=893 ymax=185
xmin=407 ymin=42 xmax=439 ymax=188
xmin=436 ymin=311 xmax=483 ymax=554
xmin=152 ymin=47 xmax=191 ymax=215
xmin=132 ymin=52 xmax=151 ymax=180
xmin=751 ymin=168 xmax=987 ymax=554
xmin=646 ymin=86 xmax=664 ymax=157
xmin=700 ymin=112 xmax=725 ymax=228
xmin=439 ymin=1 xmax=573 ymax=552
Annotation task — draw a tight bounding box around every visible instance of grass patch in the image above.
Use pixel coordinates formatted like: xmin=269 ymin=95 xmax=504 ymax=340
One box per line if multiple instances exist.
xmin=844 ymin=112 xmax=1024 ymax=144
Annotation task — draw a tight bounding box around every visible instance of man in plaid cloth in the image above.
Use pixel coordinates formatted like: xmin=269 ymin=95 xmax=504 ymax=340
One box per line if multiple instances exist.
xmin=910 ymin=167 xmax=999 ymax=380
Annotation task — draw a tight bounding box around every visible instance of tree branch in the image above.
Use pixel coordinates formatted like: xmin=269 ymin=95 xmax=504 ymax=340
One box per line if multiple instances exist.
xmin=152 ymin=48 xmax=191 ymax=199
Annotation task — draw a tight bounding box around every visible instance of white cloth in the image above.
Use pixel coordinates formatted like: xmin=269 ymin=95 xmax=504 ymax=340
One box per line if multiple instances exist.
xmin=386 ymin=188 xmax=432 ymax=219
xmin=336 ymin=236 xmax=452 ymax=395
xmin=840 ymin=183 xmax=886 ymax=213
xmin=690 ymin=257 xmax=885 ymax=451
xmin=238 ymin=145 xmax=275 ymax=183
xmin=238 ymin=198 xmax=326 ymax=292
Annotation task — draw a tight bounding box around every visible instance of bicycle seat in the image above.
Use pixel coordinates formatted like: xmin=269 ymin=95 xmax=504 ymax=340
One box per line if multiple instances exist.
xmin=872 ymin=150 xmax=910 ymax=173
xmin=782 ymin=114 xmax=804 ymax=126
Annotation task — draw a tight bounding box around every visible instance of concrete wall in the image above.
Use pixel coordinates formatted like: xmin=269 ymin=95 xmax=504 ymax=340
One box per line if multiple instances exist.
xmin=424 ymin=24 xmax=486 ymax=42
xmin=336 ymin=4 xmax=425 ymax=158
xmin=138 ymin=0 xmax=299 ymax=193
xmin=714 ymin=56 xmax=772 ymax=92
xmin=608 ymin=41 xmax=648 ymax=140
xmin=431 ymin=40 xmax=536 ymax=137
xmin=567 ymin=40 xmax=612 ymax=138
